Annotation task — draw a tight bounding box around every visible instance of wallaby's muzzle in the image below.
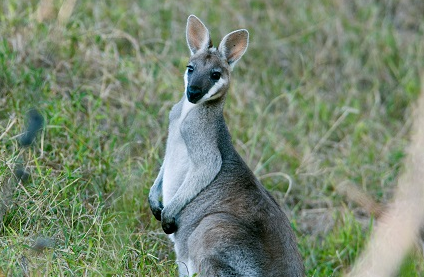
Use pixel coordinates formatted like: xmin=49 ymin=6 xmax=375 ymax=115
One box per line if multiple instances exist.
xmin=187 ymin=86 xmax=205 ymax=103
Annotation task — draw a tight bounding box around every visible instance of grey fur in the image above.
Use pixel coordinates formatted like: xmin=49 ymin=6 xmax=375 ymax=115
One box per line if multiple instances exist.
xmin=149 ymin=15 xmax=305 ymax=276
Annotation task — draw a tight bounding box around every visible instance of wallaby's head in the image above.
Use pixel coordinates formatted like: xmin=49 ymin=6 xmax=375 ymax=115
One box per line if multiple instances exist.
xmin=184 ymin=15 xmax=249 ymax=104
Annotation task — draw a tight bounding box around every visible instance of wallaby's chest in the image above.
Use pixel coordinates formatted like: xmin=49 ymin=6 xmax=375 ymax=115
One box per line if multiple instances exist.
xmin=162 ymin=100 xmax=194 ymax=204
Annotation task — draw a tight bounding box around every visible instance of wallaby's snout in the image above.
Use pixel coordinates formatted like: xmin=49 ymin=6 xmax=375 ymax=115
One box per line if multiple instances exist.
xmin=187 ymin=86 xmax=204 ymax=103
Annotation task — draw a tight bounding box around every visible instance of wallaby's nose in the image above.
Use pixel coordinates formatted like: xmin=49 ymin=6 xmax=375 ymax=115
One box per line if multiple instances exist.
xmin=187 ymin=86 xmax=204 ymax=103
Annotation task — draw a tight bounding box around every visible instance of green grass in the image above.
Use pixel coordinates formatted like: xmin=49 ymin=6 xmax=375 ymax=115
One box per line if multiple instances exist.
xmin=1 ymin=0 xmax=423 ymax=276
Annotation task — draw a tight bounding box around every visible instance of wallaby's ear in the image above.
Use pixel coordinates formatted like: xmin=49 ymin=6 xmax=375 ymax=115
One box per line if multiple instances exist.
xmin=186 ymin=15 xmax=213 ymax=55
xmin=218 ymin=29 xmax=249 ymax=69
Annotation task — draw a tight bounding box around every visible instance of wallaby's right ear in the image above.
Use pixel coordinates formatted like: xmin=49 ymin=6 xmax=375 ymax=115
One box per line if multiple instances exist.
xmin=186 ymin=15 xmax=212 ymax=55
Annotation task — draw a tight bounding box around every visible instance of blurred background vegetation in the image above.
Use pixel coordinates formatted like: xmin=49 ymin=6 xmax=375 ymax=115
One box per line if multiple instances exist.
xmin=0 ymin=0 xmax=423 ymax=275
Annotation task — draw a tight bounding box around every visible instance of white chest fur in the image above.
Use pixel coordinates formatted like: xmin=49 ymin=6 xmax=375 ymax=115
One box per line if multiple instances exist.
xmin=162 ymin=99 xmax=195 ymax=205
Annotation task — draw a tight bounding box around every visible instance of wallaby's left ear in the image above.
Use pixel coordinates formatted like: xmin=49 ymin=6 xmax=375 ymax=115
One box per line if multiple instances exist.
xmin=218 ymin=29 xmax=249 ymax=69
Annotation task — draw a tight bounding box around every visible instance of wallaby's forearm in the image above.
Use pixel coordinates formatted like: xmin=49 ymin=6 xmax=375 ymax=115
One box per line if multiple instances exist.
xmin=161 ymin=147 xmax=222 ymax=234
xmin=148 ymin=164 xmax=164 ymax=221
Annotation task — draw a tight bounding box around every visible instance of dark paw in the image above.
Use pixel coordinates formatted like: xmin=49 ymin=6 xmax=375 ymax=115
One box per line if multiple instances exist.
xmin=162 ymin=216 xmax=178 ymax=234
xmin=149 ymin=201 xmax=163 ymax=221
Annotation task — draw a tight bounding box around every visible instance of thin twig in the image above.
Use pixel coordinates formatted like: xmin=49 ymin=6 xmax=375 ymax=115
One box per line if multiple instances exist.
xmin=259 ymin=172 xmax=293 ymax=201
xmin=0 ymin=117 xmax=17 ymax=142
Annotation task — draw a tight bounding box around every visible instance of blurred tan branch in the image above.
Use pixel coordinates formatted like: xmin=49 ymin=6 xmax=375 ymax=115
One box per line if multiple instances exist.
xmin=346 ymin=75 xmax=424 ymax=276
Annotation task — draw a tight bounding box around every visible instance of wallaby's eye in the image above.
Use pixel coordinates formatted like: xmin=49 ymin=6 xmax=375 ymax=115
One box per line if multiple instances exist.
xmin=210 ymin=71 xmax=221 ymax=81
xmin=187 ymin=65 xmax=194 ymax=74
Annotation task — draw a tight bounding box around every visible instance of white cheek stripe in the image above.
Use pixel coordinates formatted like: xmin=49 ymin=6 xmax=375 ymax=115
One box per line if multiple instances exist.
xmin=199 ymin=78 xmax=227 ymax=103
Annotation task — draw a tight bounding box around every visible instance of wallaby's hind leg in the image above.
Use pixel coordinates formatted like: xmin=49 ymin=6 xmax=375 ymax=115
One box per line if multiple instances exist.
xmin=197 ymin=257 xmax=243 ymax=277
xmin=185 ymin=214 xmax=263 ymax=277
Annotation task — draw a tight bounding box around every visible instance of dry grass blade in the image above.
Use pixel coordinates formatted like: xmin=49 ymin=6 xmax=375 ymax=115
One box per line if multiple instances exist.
xmin=35 ymin=0 xmax=55 ymax=22
xmin=0 ymin=117 xmax=17 ymax=142
xmin=337 ymin=181 xmax=385 ymax=218
xmin=0 ymin=178 xmax=16 ymax=230
xmin=57 ymin=0 xmax=77 ymax=26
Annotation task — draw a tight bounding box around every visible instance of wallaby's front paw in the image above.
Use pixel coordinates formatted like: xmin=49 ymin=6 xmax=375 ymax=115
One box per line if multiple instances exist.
xmin=149 ymin=200 xmax=163 ymax=221
xmin=161 ymin=207 xmax=178 ymax=234
xmin=162 ymin=217 xmax=177 ymax=234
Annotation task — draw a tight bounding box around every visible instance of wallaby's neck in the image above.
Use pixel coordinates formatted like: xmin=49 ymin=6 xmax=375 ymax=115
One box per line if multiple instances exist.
xmin=180 ymin=93 xmax=227 ymax=121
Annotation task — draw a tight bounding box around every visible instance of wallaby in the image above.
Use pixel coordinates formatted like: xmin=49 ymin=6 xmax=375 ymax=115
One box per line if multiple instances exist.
xmin=148 ymin=15 xmax=305 ymax=277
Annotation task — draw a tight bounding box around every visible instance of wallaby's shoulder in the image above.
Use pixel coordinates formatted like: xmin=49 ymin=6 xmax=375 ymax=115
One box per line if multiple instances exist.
xmin=168 ymin=98 xmax=183 ymax=122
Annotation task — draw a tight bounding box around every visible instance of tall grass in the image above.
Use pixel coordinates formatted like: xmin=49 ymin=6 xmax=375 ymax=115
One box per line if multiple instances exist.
xmin=0 ymin=0 xmax=423 ymax=275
